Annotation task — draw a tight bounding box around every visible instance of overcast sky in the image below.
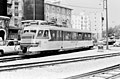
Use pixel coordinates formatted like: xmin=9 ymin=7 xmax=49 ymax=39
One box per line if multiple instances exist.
xmin=46 ymin=0 xmax=120 ymax=27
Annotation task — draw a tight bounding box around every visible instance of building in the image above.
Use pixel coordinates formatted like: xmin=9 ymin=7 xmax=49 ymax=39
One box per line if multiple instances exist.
xmin=8 ymin=0 xmax=23 ymax=28
xmin=71 ymin=13 xmax=91 ymax=31
xmin=7 ymin=0 xmax=22 ymax=40
xmin=44 ymin=3 xmax=72 ymax=27
xmin=71 ymin=12 xmax=103 ymax=40
xmin=88 ymin=12 xmax=103 ymax=40
xmin=23 ymin=0 xmax=44 ymax=20
xmin=8 ymin=0 xmax=72 ymax=28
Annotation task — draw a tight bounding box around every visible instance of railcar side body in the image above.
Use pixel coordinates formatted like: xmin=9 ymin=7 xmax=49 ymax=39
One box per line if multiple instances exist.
xmin=20 ymin=25 xmax=93 ymax=55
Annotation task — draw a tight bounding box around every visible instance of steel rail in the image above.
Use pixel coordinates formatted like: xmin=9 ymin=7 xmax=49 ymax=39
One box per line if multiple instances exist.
xmin=0 ymin=56 xmax=22 ymax=62
xmin=0 ymin=52 xmax=120 ymax=72
xmin=64 ymin=64 xmax=120 ymax=79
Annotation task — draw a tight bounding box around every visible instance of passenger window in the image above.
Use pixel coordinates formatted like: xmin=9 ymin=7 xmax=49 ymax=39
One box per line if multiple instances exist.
xmin=78 ymin=33 xmax=82 ymax=40
xmin=88 ymin=34 xmax=91 ymax=40
xmin=64 ymin=32 xmax=71 ymax=41
xmin=24 ymin=30 xmax=29 ymax=33
xmin=37 ymin=30 xmax=43 ymax=37
xmin=84 ymin=34 xmax=87 ymax=40
xmin=50 ymin=30 xmax=57 ymax=41
xmin=30 ymin=30 xmax=36 ymax=33
xmin=14 ymin=41 xmax=18 ymax=45
xmin=8 ymin=41 xmax=14 ymax=46
xmin=43 ymin=30 xmax=49 ymax=38
xmin=72 ymin=32 xmax=77 ymax=40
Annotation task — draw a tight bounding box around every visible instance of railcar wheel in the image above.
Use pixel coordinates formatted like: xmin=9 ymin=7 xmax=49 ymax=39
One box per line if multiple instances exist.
xmin=89 ymin=46 xmax=94 ymax=49
xmin=22 ymin=47 xmax=27 ymax=53
xmin=0 ymin=50 xmax=4 ymax=55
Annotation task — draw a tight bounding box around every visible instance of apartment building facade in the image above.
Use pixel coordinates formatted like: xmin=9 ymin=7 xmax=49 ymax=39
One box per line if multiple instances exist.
xmin=71 ymin=13 xmax=91 ymax=31
xmin=44 ymin=3 xmax=72 ymax=27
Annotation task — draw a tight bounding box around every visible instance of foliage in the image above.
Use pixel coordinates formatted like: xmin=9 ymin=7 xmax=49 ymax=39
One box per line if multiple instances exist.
xmin=102 ymin=25 xmax=120 ymax=38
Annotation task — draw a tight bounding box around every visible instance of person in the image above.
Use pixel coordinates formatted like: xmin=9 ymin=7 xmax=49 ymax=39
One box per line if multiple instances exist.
xmin=98 ymin=40 xmax=104 ymax=52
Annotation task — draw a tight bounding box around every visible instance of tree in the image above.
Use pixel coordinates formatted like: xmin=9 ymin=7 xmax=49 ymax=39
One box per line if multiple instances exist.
xmin=102 ymin=25 xmax=120 ymax=39
xmin=102 ymin=27 xmax=115 ymax=38
xmin=114 ymin=25 xmax=120 ymax=39
xmin=108 ymin=27 xmax=115 ymax=37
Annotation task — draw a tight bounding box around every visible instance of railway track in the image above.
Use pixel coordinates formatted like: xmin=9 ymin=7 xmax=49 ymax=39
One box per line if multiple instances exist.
xmin=0 ymin=48 xmax=92 ymax=63
xmin=0 ymin=52 xmax=120 ymax=72
xmin=0 ymin=55 xmax=22 ymax=62
xmin=65 ymin=64 xmax=120 ymax=79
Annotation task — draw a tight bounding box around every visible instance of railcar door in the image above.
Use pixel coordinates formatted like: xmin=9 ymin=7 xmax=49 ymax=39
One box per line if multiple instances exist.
xmin=48 ymin=30 xmax=63 ymax=51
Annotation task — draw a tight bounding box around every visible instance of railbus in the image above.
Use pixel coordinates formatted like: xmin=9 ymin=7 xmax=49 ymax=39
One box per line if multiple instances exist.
xmin=20 ymin=24 xmax=94 ymax=55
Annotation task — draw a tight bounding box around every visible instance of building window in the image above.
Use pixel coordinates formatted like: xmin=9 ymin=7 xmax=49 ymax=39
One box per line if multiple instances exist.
xmin=15 ymin=13 xmax=19 ymax=16
xmin=14 ymin=18 xmax=18 ymax=26
xmin=14 ymin=6 xmax=19 ymax=16
xmin=15 ymin=2 xmax=19 ymax=5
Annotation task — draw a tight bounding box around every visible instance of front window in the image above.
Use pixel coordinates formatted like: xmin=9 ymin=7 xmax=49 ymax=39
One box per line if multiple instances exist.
xmin=30 ymin=30 xmax=36 ymax=33
xmin=37 ymin=30 xmax=49 ymax=39
xmin=24 ymin=30 xmax=29 ymax=33
xmin=43 ymin=30 xmax=49 ymax=38
xmin=24 ymin=30 xmax=36 ymax=33
xmin=8 ymin=41 xmax=14 ymax=46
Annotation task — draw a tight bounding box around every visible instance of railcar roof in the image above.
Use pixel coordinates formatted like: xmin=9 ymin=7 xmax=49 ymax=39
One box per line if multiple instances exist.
xmin=24 ymin=25 xmax=91 ymax=33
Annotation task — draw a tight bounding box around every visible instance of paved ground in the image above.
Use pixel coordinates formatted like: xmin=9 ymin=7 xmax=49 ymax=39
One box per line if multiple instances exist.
xmin=1 ymin=46 xmax=120 ymax=79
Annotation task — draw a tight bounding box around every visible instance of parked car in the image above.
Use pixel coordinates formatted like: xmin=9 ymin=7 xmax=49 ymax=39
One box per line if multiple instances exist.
xmin=113 ymin=39 xmax=120 ymax=47
xmin=0 ymin=40 xmax=21 ymax=55
xmin=102 ymin=38 xmax=116 ymax=45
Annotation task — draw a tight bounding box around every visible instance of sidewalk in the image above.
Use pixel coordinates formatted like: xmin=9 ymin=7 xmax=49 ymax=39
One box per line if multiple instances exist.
xmin=95 ymin=45 xmax=120 ymax=53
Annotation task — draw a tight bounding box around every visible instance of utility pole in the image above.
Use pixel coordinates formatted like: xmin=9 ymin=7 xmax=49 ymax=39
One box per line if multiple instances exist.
xmin=33 ymin=0 xmax=36 ymax=20
xmin=105 ymin=0 xmax=109 ymax=49
xmin=103 ymin=0 xmax=109 ymax=49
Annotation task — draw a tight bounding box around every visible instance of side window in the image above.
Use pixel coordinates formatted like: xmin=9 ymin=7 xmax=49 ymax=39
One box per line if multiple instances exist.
xmin=82 ymin=33 xmax=85 ymax=40
xmin=71 ymin=32 xmax=77 ymax=40
xmin=59 ymin=31 xmax=63 ymax=41
xmin=43 ymin=30 xmax=49 ymax=38
xmin=50 ymin=30 xmax=57 ymax=41
xmin=78 ymin=33 xmax=82 ymax=40
xmin=88 ymin=33 xmax=91 ymax=40
xmin=8 ymin=41 xmax=14 ymax=46
xmin=64 ymin=31 xmax=71 ymax=41
xmin=37 ymin=30 xmax=43 ymax=37
xmin=50 ymin=30 xmax=63 ymax=41
xmin=84 ymin=34 xmax=87 ymax=40
xmin=14 ymin=41 xmax=18 ymax=45
xmin=56 ymin=30 xmax=60 ymax=41
xmin=84 ymin=33 xmax=88 ymax=40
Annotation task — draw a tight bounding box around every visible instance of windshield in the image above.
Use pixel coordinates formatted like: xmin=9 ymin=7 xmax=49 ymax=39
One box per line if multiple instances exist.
xmin=0 ymin=40 xmax=9 ymax=46
xmin=24 ymin=30 xmax=36 ymax=33
xmin=24 ymin=30 xmax=29 ymax=33
xmin=36 ymin=30 xmax=49 ymax=39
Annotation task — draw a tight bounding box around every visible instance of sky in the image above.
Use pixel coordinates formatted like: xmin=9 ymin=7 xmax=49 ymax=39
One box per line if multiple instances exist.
xmin=46 ymin=0 xmax=120 ymax=27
